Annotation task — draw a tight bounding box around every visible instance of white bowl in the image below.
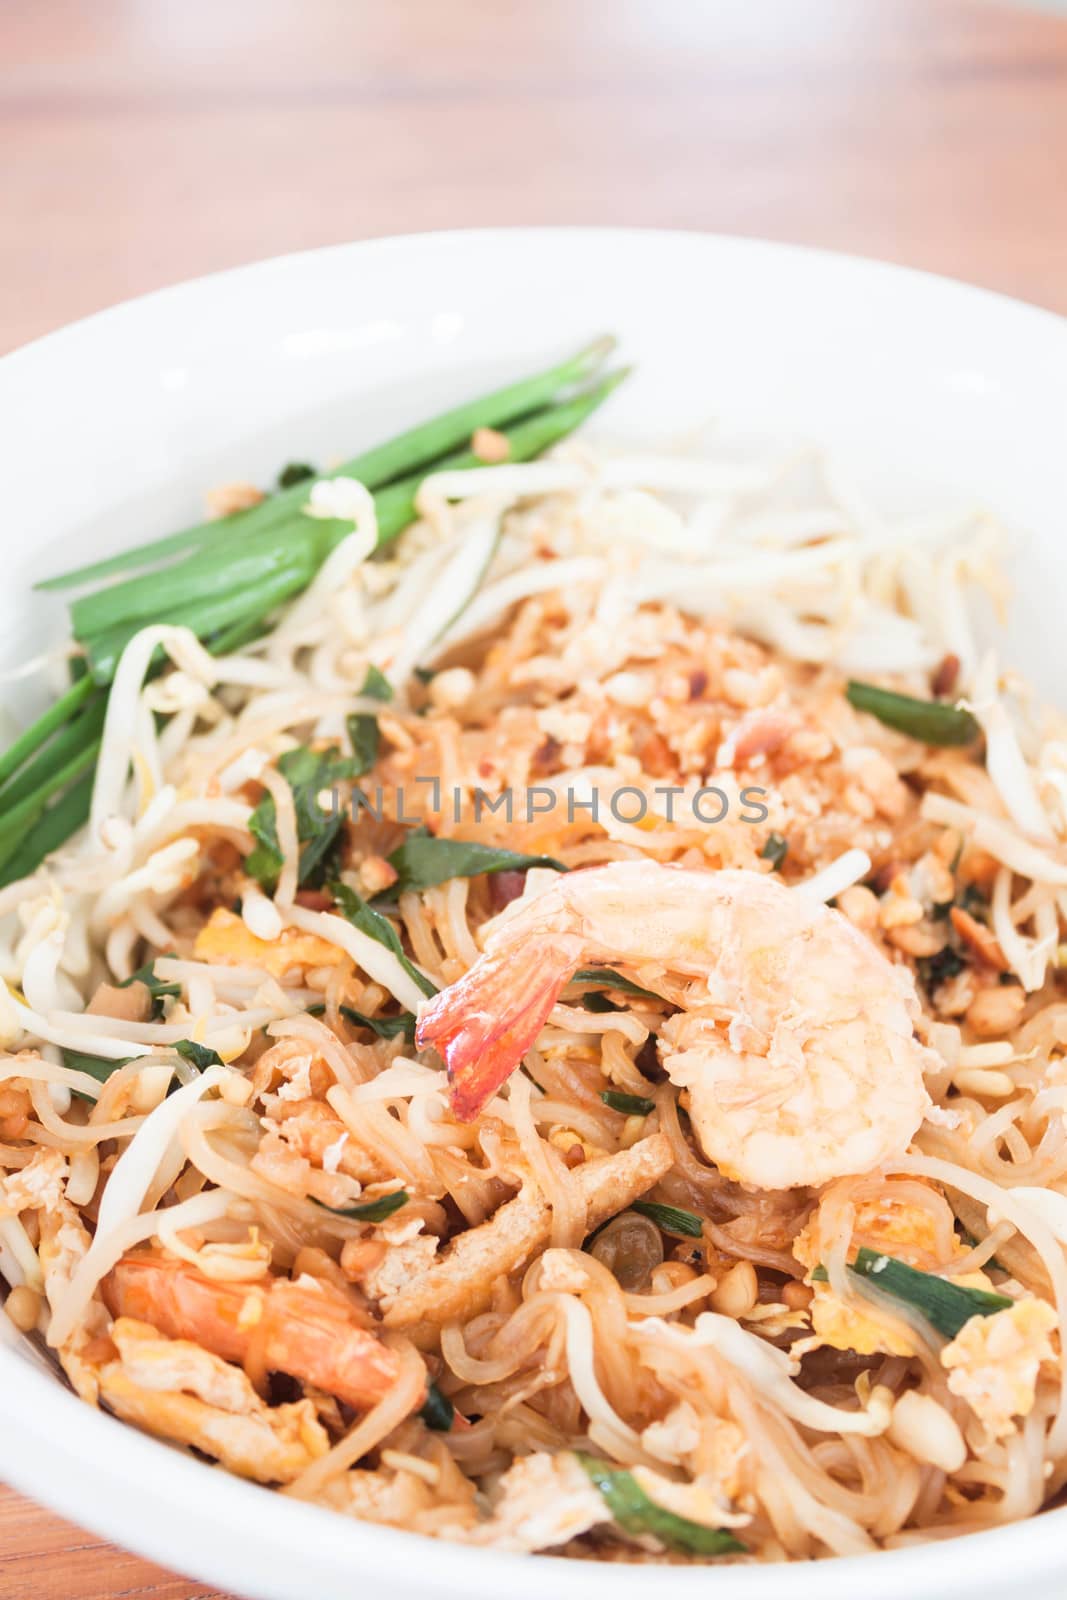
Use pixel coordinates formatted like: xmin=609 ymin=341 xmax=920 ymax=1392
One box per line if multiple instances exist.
xmin=2 ymin=228 xmax=1066 ymax=1599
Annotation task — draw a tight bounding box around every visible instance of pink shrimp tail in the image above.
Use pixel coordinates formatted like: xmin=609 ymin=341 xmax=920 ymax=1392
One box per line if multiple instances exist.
xmin=416 ymin=942 xmax=581 ymax=1121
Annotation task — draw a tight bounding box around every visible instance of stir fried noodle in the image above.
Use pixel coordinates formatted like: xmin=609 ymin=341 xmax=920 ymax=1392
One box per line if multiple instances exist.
xmin=4 ymin=434 xmax=1067 ymax=1563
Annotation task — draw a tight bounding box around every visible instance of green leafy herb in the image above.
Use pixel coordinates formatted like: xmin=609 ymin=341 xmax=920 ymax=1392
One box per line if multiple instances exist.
xmin=329 ymin=881 xmax=438 ymax=998
xmin=846 ymin=681 xmax=980 ymax=747
xmin=385 ymin=829 xmax=565 ymax=896
xmin=360 ymin=664 xmax=393 ymax=703
xmin=570 ymin=968 xmax=663 ymax=1003
xmin=62 ymin=1048 xmax=132 ymax=1095
xmin=246 ymin=745 xmax=358 ymax=891
xmin=306 ymin=1001 xmax=416 ymax=1042
xmin=314 ymin=1188 xmax=409 ymax=1222
xmin=760 ymin=831 xmax=789 ymax=870
xmin=174 ymin=1039 xmax=224 ymax=1071
xmin=576 ymin=1454 xmax=744 ymax=1556
xmin=344 ymin=666 xmax=394 ymax=777
xmin=277 ymin=462 xmax=315 ymax=489
xmin=419 ymin=1381 xmax=455 ymax=1432
xmin=601 ymin=1090 xmax=655 ymax=1116
xmin=848 ymin=1247 xmax=1013 ymax=1339
xmin=345 ymin=713 xmax=379 ymax=776
xmin=118 ymin=959 xmax=181 ymax=1019
xmin=580 ymin=992 xmax=621 ymax=1014
xmin=632 ymin=1200 xmax=704 ymax=1239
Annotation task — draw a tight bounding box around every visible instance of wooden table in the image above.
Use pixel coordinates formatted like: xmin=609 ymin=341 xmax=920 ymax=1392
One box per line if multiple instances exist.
xmin=2 ymin=0 xmax=1067 ymax=1592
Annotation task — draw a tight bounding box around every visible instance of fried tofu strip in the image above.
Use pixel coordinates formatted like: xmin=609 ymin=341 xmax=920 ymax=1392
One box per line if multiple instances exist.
xmin=383 ymin=1132 xmax=672 ymax=1328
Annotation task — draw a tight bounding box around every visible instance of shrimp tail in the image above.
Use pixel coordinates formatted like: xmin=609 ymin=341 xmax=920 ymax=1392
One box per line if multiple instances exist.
xmin=416 ymin=938 xmax=582 ymax=1120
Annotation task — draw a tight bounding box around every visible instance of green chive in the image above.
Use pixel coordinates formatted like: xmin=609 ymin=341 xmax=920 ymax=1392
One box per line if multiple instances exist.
xmin=314 ymin=1189 xmax=409 ymax=1222
xmin=39 ymin=337 xmax=617 ymax=593
xmin=848 ymin=1247 xmax=1013 ymax=1339
xmin=846 ymin=681 xmax=980 ymax=746
xmin=576 ymin=1454 xmax=744 ymax=1556
xmin=632 ymin=1200 xmax=704 ymax=1238
xmin=0 ymin=674 xmax=95 ymax=788
xmin=601 ymin=1090 xmax=655 ymax=1116
xmin=760 ymin=831 xmax=789 ymax=870
xmin=0 ymin=772 xmax=94 ymax=889
xmin=570 ymin=968 xmax=663 ymax=1003
xmin=419 ymin=1381 xmax=455 ymax=1432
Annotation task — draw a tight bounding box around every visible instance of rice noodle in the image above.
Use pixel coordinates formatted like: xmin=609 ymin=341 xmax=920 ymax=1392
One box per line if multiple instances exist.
xmin=5 ymin=431 xmax=1067 ymax=1564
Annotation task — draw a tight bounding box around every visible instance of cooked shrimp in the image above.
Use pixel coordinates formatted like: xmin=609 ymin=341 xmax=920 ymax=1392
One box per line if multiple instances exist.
xmin=416 ymin=861 xmax=935 ymax=1189
xmin=105 ymin=1252 xmax=421 ymax=1411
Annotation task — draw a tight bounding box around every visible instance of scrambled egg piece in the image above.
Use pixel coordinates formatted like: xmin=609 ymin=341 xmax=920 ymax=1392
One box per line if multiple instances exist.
xmin=793 ymin=1194 xmax=990 ymax=1359
xmin=1 ymin=1148 xmax=68 ymax=1214
xmin=194 ymin=907 xmax=346 ymax=978
xmin=630 ymin=1465 xmax=750 ymax=1531
xmin=460 ymin=1450 xmax=610 ymax=1551
xmin=98 ymin=1317 xmax=329 ymax=1483
xmin=941 ymin=1299 xmax=1057 ymax=1437
xmin=640 ymin=1404 xmax=749 ymax=1503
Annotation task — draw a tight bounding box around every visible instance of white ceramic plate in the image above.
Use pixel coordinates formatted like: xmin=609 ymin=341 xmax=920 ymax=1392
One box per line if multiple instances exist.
xmin=2 ymin=228 xmax=1066 ymax=1600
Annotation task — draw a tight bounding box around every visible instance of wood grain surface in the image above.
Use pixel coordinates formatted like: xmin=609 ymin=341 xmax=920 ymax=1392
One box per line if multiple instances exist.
xmin=2 ymin=0 xmax=1066 ymax=1594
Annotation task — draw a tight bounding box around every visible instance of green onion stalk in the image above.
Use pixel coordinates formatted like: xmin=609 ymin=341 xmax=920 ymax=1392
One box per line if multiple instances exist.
xmin=0 ymin=338 xmax=627 ymax=887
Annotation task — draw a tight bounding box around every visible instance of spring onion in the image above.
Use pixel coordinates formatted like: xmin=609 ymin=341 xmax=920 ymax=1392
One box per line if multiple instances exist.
xmin=315 ymin=1189 xmax=409 ymax=1222
xmin=812 ymin=1247 xmax=1013 ymax=1340
xmin=760 ymin=831 xmax=789 ymax=870
xmin=40 ymin=336 xmax=617 ymax=594
xmin=632 ymin=1200 xmax=704 ymax=1239
xmin=0 ymin=340 xmax=625 ymax=884
xmin=846 ymin=681 xmax=980 ymax=747
xmin=601 ymin=1090 xmax=655 ymax=1116
xmin=575 ymin=1454 xmax=744 ymax=1556
xmin=419 ymin=1381 xmax=455 ymax=1432
xmin=570 ymin=968 xmax=664 ymax=1003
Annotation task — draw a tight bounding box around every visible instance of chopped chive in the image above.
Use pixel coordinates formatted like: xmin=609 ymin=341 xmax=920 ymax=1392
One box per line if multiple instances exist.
xmin=846 ymin=681 xmax=980 ymax=747
xmin=576 ymin=1454 xmax=744 ymax=1556
xmin=631 ymin=1200 xmax=704 ymax=1238
xmin=419 ymin=1381 xmax=455 ymax=1432
xmin=760 ymin=831 xmax=789 ymax=870
xmin=314 ymin=1188 xmax=409 ymax=1222
xmin=570 ymin=968 xmax=663 ymax=1003
xmin=601 ymin=1090 xmax=655 ymax=1116
xmin=848 ymin=1246 xmax=1013 ymax=1339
